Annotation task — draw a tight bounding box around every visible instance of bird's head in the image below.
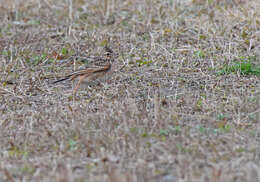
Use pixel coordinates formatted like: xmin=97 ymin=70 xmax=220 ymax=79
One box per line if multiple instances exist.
xmin=103 ymin=46 xmax=116 ymax=62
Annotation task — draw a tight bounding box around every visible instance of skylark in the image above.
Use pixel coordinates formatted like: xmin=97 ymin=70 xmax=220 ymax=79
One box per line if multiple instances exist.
xmin=53 ymin=46 xmax=114 ymax=96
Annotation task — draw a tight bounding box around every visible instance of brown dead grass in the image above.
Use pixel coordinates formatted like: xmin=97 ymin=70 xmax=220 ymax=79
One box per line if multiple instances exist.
xmin=0 ymin=0 xmax=260 ymax=181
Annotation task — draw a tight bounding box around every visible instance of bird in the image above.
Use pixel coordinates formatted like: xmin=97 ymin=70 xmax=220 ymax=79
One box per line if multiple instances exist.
xmin=53 ymin=46 xmax=115 ymax=97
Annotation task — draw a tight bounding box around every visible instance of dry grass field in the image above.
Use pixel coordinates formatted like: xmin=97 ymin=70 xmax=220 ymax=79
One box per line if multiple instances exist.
xmin=0 ymin=0 xmax=260 ymax=181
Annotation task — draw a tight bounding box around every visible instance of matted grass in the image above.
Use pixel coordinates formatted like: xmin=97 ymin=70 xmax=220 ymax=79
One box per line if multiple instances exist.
xmin=0 ymin=0 xmax=260 ymax=181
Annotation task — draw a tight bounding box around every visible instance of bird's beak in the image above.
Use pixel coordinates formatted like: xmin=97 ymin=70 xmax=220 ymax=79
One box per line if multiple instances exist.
xmin=113 ymin=52 xmax=119 ymax=58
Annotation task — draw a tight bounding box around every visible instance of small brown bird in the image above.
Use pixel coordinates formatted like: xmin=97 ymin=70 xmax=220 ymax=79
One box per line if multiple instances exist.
xmin=53 ymin=46 xmax=115 ymax=96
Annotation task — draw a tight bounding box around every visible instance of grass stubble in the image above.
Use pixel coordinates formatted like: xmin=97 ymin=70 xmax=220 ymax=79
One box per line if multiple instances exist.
xmin=0 ymin=0 xmax=260 ymax=181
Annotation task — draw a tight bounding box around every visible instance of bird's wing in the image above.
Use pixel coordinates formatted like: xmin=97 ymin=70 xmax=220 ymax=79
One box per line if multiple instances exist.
xmin=70 ymin=63 xmax=111 ymax=80
xmin=53 ymin=62 xmax=111 ymax=83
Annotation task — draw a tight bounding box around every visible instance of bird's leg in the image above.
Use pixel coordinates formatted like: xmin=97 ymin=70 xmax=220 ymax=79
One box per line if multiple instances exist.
xmin=73 ymin=75 xmax=86 ymax=98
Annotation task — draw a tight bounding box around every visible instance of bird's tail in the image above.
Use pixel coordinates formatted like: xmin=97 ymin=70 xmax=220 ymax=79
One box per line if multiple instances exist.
xmin=53 ymin=76 xmax=71 ymax=84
